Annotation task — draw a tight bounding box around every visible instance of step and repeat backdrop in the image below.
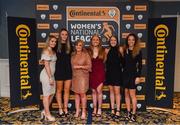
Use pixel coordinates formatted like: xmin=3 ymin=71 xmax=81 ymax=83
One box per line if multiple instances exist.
xmin=36 ymin=1 xmax=148 ymax=111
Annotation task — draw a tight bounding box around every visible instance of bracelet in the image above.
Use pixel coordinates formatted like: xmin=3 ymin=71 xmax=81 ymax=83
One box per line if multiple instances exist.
xmin=49 ymin=76 xmax=54 ymax=81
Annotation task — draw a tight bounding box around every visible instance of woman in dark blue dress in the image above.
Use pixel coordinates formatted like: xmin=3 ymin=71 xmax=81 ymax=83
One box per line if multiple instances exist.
xmin=122 ymin=33 xmax=142 ymax=122
xmin=105 ymin=36 xmax=123 ymax=117
xmin=55 ymin=28 xmax=72 ymax=116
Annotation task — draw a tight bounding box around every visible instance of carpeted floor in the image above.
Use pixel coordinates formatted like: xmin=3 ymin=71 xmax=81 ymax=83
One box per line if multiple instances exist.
xmin=0 ymin=93 xmax=179 ymax=124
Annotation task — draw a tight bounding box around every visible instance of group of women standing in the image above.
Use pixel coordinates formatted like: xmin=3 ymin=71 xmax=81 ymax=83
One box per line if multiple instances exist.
xmin=39 ymin=28 xmax=142 ymax=122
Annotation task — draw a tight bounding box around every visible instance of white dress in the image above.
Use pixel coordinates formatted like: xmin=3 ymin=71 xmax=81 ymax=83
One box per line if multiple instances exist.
xmin=40 ymin=53 xmax=57 ymax=96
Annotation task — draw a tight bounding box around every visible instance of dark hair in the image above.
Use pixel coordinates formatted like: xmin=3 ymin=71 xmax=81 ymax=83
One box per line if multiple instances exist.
xmin=125 ymin=33 xmax=141 ymax=58
xmin=57 ymin=28 xmax=71 ymax=54
xmin=109 ymin=35 xmax=119 ymax=48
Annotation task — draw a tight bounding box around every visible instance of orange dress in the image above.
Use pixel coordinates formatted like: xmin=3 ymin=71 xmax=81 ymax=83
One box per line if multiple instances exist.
xmin=71 ymin=51 xmax=92 ymax=93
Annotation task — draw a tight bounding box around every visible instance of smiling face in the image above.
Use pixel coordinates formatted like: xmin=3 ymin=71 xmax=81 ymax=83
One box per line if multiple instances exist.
xmin=60 ymin=30 xmax=68 ymax=43
xmin=127 ymin=35 xmax=135 ymax=48
xmin=91 ymin=36 xmax=100 ymax=47
xmin=110 ymin=36 xmax=117 ymax=47
xmin=48 ymin=37 xmax=57 ymax=48
xmin=75 ymin=41 xmax=83 ymax=52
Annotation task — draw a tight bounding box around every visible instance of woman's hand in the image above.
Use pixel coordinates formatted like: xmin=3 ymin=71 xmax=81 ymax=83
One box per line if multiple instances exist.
xmin=49 ymin=77 xmax=55 ymax=86
xmin=135 ymin=77 xmax=140 ymax=85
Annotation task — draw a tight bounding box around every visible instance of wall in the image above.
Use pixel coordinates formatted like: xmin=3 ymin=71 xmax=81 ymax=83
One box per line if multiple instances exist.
xmin=0 ymin=0 xmax=180 ymax=97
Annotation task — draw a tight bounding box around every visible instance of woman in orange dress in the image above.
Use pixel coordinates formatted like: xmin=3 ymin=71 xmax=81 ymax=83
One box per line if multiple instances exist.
xmin=71 ymin=39 xmax=92 ymax=119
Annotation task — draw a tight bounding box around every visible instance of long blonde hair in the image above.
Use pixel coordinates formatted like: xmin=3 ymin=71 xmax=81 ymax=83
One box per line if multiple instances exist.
xmin=57 ymin=28 xmax=71 ymax=54
xmin=124 ymin=33 xmax=141 ymax=58
xmin=88 ymin=34 xmax=105 ymax=60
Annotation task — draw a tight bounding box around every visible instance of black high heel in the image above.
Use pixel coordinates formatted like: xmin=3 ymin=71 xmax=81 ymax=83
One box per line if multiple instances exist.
xmin=129 ymin=113 xmax=136 ymax=122
xmin=58 ymin=108 xmax=65 ymax=117
xmin=111 ymin=109 xmax=115 ymax=115
xmin=125 ymin=111 xmax=131 ymax=120
xmin=96 ymin=108 xmax=102 ymax=117
xmin=115 ymin=110 xmax=120 ymax=118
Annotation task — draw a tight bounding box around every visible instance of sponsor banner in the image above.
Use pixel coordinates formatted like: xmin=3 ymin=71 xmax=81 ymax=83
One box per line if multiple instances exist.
xmin=36 ymin=1 xmax=149 ymax=111
xmin=66 ymin=6 xmax=120 ymax=46
xmin=147 ymin=18 xmax=177 ymax=108
xmin=8 ymin=17 xmax=39 ymax=108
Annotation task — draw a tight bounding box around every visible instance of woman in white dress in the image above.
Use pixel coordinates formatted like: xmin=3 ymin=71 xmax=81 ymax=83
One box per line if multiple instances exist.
xmin=40 ymin=35 xmax=57 ymax=121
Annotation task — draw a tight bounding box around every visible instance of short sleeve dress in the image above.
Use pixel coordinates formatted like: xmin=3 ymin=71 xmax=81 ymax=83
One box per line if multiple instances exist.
xmin=40 ymin=53 xmax=57 ymax=96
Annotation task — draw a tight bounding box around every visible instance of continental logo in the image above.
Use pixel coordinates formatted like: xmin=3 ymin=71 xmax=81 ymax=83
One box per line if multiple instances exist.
xmin=38 ymin=42 xmax=46 ymax=48
xmin=36 ymin=4 xmax=49 ymax=10
xmin=50 ymin=32 xmax=59 ymax=37
xmin=140 ymin=77 xmax=145 ymax=83
xmin=121 ymin=104 xmax=132 ymax=108
xmin=49 ymin=14 xmax=62 ymax=20
xmin=37 ymin=23 xmax=50 ymax=29
xmin=134 ymin=24 xmax=147 ymax=29
xmin=102 ymin=103 xmax=110 ymax=108
xmin=142 ymin=59 xmax=146 ymax=65
xmin=122 ymin=14 xmax=134 ymax=20
xmin=16 ymin=24 xmax=32 ymax=100
xmin=122 ymin=33 xmax=130 ymax=38
xmin=102 ymin=86 xmax=109 ymax=91
xmin=154 ymin=24 xmax=169 ymax=100
xmin=52 ymin=103 xmax=59 ymax=108
xmin=67 ymin=7 xmax=120 ymax=24
xmin=140 ymin=42 xmax=146 ymax=48
xmin=134 ymin=5 xmax=147 ymax=11
xmin=137 ymin=95 xmax=145 ymax=100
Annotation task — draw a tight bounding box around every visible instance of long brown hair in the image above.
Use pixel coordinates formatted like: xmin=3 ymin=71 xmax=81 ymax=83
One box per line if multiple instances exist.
xmin=89 ymin=34 xmax=105 ymax=60
xmin=57 ymin=28 xmax=71 ymax=54
xmin=125 ymin=33 xmax=141 ymax=58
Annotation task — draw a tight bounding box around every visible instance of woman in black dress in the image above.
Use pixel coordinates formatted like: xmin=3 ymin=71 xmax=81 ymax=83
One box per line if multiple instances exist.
xmin=105 ymin=36 xmax=123 ymax=117
xmin=122 ymin=33 xmax=142 ymax=122
xmin=55 ymin=28 xmax=72 ymax=116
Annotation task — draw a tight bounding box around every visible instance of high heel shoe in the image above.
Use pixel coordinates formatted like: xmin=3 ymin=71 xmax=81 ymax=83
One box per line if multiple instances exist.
xmin=115 ymin=110 xmax=120 ymax=118
xmin=58 ymin=108 xmax=65 ymax=117
xmin=81 ymin=109 xmax=87 ymax=120
xmin=44 ymin=114 xmax=56 ymax=122
xmin=74 ymin=111 xmax=80 ymax=118
xmin=64 ymin=108 xmax=69 ymax=117
xmin=40 ymin=110 xmax=45 ymax=119
xmin=96 ymin=108 xmax=102 ymax=117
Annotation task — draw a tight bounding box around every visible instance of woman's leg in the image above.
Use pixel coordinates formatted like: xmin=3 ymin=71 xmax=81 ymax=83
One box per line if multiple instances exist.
xmin=109 ymin=85 xmax=115 ymax=114
xmin=97 ymin=83 xmax=103 ymax=116
xmin=49 ymin=94 xmax=54 ymax=107
xmin=114 ymin=86 xmax=120 ymax=116
xmin=125 ymin=88 xmax=131 ymax=112
xmin=129 ymin=89 xmax=137 ymax=114
xmin=74 ymin=93 xmax=80 ymax=117
xmin=92 ymin=89 xmax=97 ymax=115
xmin=63 ymin=80 xmax=71 ymax=114
xmin=80 ymin=93 xmax=87 ymax=119
xmin=43 ymin=95 xmax=51 ymax=116
xmin=56 ymin=81 xmax=64 ymax=113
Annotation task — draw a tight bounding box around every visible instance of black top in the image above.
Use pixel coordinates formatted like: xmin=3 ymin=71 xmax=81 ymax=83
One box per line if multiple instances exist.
xmin=123 ymin=49 xmax=142 ymax=89
xmin=105 ymin=46 xmax=123 ymax=86
xmin=54 ymin=43 xmax=72 ymax=80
